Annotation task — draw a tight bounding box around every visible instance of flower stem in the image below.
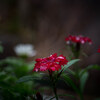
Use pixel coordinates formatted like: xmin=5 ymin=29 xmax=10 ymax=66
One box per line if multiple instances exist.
xmin=79 ymin=93 xmax=84 ymax=100
xmin=49 ymin=71 xmax=59 ymax=100
xmin=53 ymin=83 xmax=58 ymax=100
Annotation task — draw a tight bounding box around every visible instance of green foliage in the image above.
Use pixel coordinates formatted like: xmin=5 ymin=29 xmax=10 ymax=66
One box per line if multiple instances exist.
xmin=0 ymin=57 xmax=37 ymax=100
xmin=79 ymin=65 xmax=100 ymax=77
xmin=86 ymin=65 xmax=100 ymax=70
xmin=62 ymin=59 xmax=80 ymax=72
xmin=0 ymin=57 xmax=35 ymax=77
xmin=62 ymin=73 xmax=80 ymax=95
xmin=80 ymin=72 xmax=89 ymax=93
xmin=0 ymin=44 xmax=3 ymax=53
xmin=79 ymin=65 xmax=100 ymax=93
xmin=65 ymin=38 xmax=100 ymax=100
xmin=62 ymin=64 xmax=100 ymax=100
xmin=17 ymin=75 xmax=41 ymax=83
xmin=0 ymin=53 xmax=99 ymax=100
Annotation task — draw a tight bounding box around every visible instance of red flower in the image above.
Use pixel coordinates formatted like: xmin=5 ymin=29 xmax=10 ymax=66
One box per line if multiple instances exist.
xmin=97 ymin=46 xmax=100 ymax=53
xmin=65 ymin=35 xmax=92 ymax=45
xmin=33 ymin=53 xmax=68 ymax=72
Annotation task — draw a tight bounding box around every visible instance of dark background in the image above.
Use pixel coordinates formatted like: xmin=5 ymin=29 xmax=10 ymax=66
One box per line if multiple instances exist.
xmin=0 ymin=0 xmax=100 ymax=98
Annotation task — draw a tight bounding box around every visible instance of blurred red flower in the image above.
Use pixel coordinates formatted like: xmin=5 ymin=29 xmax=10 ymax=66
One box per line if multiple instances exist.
xmin=65 ymin=35 xmax=92 ymax=45
xmin=97 ymin=46 xmax=100 ymax=53
xmin=33 ymin=53 xmax=68 ymax=72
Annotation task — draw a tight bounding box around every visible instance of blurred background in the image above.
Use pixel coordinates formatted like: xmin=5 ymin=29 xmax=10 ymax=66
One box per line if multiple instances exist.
xmin=0 ymin=0 xmax=100 ymax=99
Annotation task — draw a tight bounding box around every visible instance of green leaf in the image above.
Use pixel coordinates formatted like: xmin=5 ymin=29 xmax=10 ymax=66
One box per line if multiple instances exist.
xmin=0 ymin=45 xmax=3 ymax=53
xmin=66 ymin=69 xmax=76 ymax=76
xmin=80 ymin=72 xmax=89 ymax=93
xmin=86 ymin=65 xmax=100 ymax=70
xmin=62 ymin=74 xmax=80 ymax=95
xmin=79 ymin=65 xmax=100 ymax=77
xmin=17 ymin=75 xmax=40 ymax=83
xmin=62 ymin=59 xmax=80 ymax=72
xmin=79 ymin=69 xmax=86 ymax=77
xmin=27 ymin=61 xmax=36 ymax=71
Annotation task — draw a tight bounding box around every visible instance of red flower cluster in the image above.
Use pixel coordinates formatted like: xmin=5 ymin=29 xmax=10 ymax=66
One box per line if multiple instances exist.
xmin=97 ymin=46 xmax=100 ymax=53
xmin=33 ymin=53 xmax=68 ymax=72
xmin=65 ymin=35 xmax=92 ymax=44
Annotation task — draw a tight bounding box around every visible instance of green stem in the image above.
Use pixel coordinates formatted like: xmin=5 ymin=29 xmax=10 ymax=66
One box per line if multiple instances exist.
xmin=53 ymin=83 xmax=58 ymax=100
xmin=79 ymin=92 xmax=84 ymax=100
xmin=49 ymin=71 xmax=59 ymax=100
